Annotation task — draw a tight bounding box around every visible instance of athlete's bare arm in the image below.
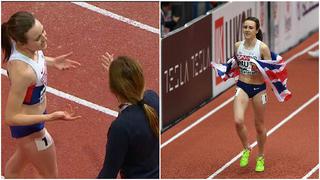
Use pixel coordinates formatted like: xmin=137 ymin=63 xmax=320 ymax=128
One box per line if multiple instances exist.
xmin=260 ymin=42 xmax=271 ymax=60
xmin=5 ymin=61 xmax=80 ymax=126
xmin=45 ymin=52 xmax=81 ymax=70
xmin=5 ymin=60 xmax=52 ymax=126
xmin=235 ymin=41 xmax=241 ymax=56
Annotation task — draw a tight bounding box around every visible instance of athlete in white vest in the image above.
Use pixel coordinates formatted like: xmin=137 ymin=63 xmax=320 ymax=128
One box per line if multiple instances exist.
xmin=8 ymin=41 xmax=47 ymax=106
xmin=237 ymin=39 xmax=261 ymax=76
xmin=233 ymin=17 xmax=272 ymax=172
xmin=2 ymin=11 xmax=81 ymax=178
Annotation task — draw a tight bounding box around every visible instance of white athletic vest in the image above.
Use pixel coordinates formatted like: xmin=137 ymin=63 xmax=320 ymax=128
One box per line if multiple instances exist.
xmin=237 ymin=40 xmax=261 ymax=75
xmin=8 ymin=42 xmax=47 ymax=104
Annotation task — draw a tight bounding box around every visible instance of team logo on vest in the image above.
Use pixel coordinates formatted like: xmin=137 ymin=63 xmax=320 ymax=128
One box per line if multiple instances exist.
xmin=237 ymin=55 xmax=258 ymax=75
xmin=40 ymin=66 xmax=48 ymax=86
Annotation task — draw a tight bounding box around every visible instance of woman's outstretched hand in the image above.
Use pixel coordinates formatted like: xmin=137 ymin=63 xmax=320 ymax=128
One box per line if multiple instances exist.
xmin=53 ymin=52 xmax=81 ymax=70
xmin=101 ymin=52 xmax=114 ymax=71
xmin=48 ymin=104 xmax=82 ymax=121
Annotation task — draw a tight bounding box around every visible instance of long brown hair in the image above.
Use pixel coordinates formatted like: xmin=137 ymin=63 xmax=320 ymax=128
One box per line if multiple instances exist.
xmin=244 ymin=16 xmax=263 ymax=41
xmin=109 ymin=56 xmax=159 ymax=138
xmin=1 ymin=11 xmax=35 ymax=62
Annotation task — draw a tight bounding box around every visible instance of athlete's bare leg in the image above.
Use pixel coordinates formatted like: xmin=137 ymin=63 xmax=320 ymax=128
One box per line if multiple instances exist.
xmin=252 ymin=91 xmax=267 ymax=157
xmin=5 ymin=147 xmax=28 ymax=178
xmin=19 ymin=128 xmax=58 ymax=178
xmin=234 ymin=88 xmax=250 ymax=150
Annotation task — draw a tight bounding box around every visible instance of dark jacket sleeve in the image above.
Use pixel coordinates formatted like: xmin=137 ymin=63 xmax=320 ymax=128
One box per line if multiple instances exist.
xmin=143 ymin=90 xmax=159 ymax=115
xmin=97 ymin=120 xmax=129 ymax=178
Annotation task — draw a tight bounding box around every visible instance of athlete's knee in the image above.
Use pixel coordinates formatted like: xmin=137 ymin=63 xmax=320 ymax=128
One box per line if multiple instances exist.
xmin=4 ymin=165 xmax=21 ymax=178
xmin=4 ymin=171 xmax=19 ymax=178
xmin=4 ymin=155 xmax=24 ymax=178
xmin=234 ymin=115 xmax=245 ymax=125
xmin=235 ymin=121 xmax=244 ymax=128
xmin=37 ymin=159 xmax=58 ymax=178
xmin=255 ymin=123 xmax=266 ymax=134
xmin=5 ymin=169 xmax=17 ymax=178
xmin=256 ymin=128 xmax=266 ymax=135
xmin=38 ymin=169 xmax=58 ymax=178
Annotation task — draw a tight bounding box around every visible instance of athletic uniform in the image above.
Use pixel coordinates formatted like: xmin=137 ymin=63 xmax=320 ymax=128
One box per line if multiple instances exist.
xmin=211 ymin=50 xmax=291 ymax=102
xmin=236 ymin=40 xmax=266 ymax=98
xmin=8 ymin=42 xmax=47 ymax=138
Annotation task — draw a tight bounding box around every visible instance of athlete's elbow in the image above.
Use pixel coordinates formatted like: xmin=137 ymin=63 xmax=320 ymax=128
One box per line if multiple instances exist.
xmin=4 ymin=114 xmax=18 ymax=126
xmin=4 ymin=117 xmax=15 ymax=126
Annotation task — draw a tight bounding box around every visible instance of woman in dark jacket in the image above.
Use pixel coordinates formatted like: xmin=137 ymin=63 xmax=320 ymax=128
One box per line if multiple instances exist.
xmin=98 ymin=53 xmax=159 ymax=178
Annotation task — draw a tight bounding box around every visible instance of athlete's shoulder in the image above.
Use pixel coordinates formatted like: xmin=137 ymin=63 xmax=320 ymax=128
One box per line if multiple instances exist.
xmin=234 ymin=41 xmax=242 ymax=53
xmin=259 ymin=41 xmax=271 ymax=59
xmin=235 ymin=41 xmax=242 ymax=48
xmin=259 ymin=41 xmax=270 ymax=51
xmin=7 ymin=60 xmax=36 ymax=84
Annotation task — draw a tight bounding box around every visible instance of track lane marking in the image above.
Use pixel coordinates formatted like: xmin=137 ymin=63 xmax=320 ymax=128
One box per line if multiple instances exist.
xmin=302 ymin=164 xmax=319 ymax=179
xmin=161 ymin=41 xmax=319 ymax=148
xmin=208 ymin=94 xmax=319 ymax=178
xmin=71 ymin=2 xmax=159 ymax=34
xmin=161 ymin=97 xmax=234 ymax=148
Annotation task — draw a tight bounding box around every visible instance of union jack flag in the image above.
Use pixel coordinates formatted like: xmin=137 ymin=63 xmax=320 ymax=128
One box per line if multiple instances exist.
xmin=211 ymin=52 xmax=292 ymax=102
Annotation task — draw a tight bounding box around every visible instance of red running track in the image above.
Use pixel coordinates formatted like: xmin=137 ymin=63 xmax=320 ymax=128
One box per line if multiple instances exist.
xmin=161 ymin=33 xmax=319 ymax=178
xmin=308 ymin=169 xmax=319 ymax=179
xmin=1 ymin=2 xmax=159 ymax=178
xmin=90 ymin=2 xmax=159 ymax=28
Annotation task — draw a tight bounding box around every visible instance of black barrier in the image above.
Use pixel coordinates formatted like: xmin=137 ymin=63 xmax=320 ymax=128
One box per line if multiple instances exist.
xmin=161 ymin=14 xmax=213 ymax=131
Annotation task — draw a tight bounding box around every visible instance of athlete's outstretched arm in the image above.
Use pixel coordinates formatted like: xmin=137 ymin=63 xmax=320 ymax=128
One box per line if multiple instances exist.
xmin=101 ymin=52 xmax=114 ymax=71
xmin=45 ymin=52 xmax=81 ymax=70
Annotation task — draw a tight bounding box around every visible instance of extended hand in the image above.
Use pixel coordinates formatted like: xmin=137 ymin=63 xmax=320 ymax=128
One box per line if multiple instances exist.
xmin=49 ymin=105 xmax=81 ymax=121
xmin=101 ymin=52 xmax=114 ymax=71
xmin=53 ymin=52 xmax=81 ymax=70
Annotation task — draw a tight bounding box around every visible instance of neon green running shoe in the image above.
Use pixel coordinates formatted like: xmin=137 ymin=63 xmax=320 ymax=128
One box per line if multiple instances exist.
xmin=240 ymin=149 xmax=250 ymax=167
xmin=255 ymin=156 xmax=265 ymax=172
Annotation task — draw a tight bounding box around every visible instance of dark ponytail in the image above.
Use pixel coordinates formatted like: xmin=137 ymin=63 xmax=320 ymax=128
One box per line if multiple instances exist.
xmin=1 ymin=22 xmax=12 ymax=62
xmin=244 ymin=16 xmax=263 ymax=41
xmin=1 ymin=11 xmax=35 ymax=62
xmin=256 ymin=29 xmax=263 ymax=41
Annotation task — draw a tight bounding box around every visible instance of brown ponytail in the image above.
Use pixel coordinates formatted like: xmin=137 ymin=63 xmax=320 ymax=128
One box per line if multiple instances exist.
xmin=256 ymin=29 xmax=263 ymax=41
xmin=1 ymin=22 xmax=12 ymax=62
xmin=109 ymin=56 xmax=159 ymax=138
xmin=142 ymin=104 xmax=159 ymax=138
xmin=1 ymin=11 xmax=35 ymax=62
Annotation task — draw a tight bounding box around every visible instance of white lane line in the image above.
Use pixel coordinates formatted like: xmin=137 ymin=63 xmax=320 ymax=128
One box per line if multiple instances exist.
xmin=1 ymin=68 xmax=118 ymax=117
xmin=302 ymin=164 xmax=319 ymax=179
xmin=71 ymin=2 xmax=159 ymax=34
xmin=208 ymin=94 xmax=319 ymax=179
xmin=161 ymin=41 xmax=319 ymax=148
xmin=286 ymin=41 xmax=319 ymax=64
xmin=161 ymin=96 xmax=234 ymax=148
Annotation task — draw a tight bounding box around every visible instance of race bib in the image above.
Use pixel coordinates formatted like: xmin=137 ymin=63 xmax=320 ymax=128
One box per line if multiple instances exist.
xmin=34 ymin=129 xmax=53 ymax=151
xmin=235 ymin=88 xmax=241 ymax=97
xmin=261 ymin=93 xmax=267 ymax=104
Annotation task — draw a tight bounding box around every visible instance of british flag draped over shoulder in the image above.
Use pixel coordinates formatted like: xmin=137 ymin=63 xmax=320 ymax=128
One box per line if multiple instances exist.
xmin=211 ymin=52 xmax=292 ymax=102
